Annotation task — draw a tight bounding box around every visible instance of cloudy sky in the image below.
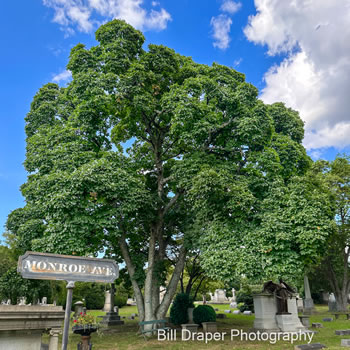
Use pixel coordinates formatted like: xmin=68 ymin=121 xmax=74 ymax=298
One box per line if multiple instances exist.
xmin=0 ymin=0 xmax=349 ymax=237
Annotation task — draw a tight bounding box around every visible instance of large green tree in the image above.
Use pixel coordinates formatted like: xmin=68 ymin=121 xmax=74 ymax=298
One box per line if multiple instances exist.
xmin=310 ymin=156 xmax=350 ymax=311
xmin=7 ymin=19 xmax=328 ymax=323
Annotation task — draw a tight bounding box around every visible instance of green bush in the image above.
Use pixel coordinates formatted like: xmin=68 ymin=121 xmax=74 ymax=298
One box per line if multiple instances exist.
xmin=193 ymin=305 xmax=216 ymax=325
xmin=84 ymin=284 xmax=105 ymax=310
xmin=114 ymin=293 xmax=128 ymax=308
xmin=170 ymin=293 xmax=194 ymax=325
xmin=236 ymin=289 xmax=254 ymax=312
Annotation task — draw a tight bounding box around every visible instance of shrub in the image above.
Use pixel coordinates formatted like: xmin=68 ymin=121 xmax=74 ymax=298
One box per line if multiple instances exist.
xmin=84 ymin=284 xmax=105 ymax=310
xmin=170 ymin=293 xmax=194 ymax=325
xmin=236 ymin=289 xmax=254 ymax=312
xmin=114 ymin=293 xmax=128 ymax=308
xmin=193 ymin=305 xmax=216 ymax=325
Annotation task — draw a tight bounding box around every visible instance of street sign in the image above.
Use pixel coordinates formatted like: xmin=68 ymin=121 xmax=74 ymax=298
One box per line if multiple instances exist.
xmin=18 ymin=251 xmax=119 ymax=283
xmin=17 ymin=251 xmax=119 ymax=350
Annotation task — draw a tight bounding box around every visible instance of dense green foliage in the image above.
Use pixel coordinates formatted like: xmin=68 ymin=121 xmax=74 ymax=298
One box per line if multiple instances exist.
xmin=0 ymin=245 xmax=16 ymax=278
xmin=6 ymin=19 xmax=334 ymax=319
xmin=0 ymin=267 xmax=51 ymax=305
xmin=236 ymin=290 xmax=254 ymax=312
xmin=193 ymin=305 xmax=216 ymax=324
xmin=307 ymin=156 xmax=350 ymax=310
xmin=170 ymin=293 xmax=194 ymax=325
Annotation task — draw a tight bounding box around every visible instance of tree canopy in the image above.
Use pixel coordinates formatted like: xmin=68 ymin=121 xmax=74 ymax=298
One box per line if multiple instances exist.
xmin=7 ymin=19 xmax=332 ymax=321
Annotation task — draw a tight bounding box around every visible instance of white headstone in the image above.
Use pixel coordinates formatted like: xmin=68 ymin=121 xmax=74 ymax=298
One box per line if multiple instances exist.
xmin=328 ymin=293 xmax=337 ymax=312
xmin=18 ymin=297 xmax=26 ymax=306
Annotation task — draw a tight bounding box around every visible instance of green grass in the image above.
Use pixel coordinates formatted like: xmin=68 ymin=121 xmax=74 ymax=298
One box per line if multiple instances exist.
xmin=50 ymin=304 xmax=350 ymax=350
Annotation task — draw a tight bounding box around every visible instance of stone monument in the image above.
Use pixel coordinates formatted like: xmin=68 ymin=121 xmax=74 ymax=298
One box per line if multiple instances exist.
xmin=230 ymin=288 xmax=237 ymax=308
xmin=0 ymin=304 xmax=65 ymax=350
xmin=253 ymin=280 xmax=306 ymax=333
xmin=74 ymin=301 xmax=84 ymax=317
xmin=18 ymin=297 xmax=27 ymax=306
xmin=328 ymin=293 xmax=337 ymax=312
xmin=99 ymin=284 xmax=124 ymax=327
xmin=209 ymin=289 xmax=228 ymax=304
xmin=303 ymin=275 xmax=314 ymax=314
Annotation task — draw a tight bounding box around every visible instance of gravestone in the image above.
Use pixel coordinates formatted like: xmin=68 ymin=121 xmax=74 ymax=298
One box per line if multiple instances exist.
xmin=74 ymin=301 xmax=84 ymax=317
xmin=341 ymin=339 xmax=350 ymax=347
xmin=303 ymin=275 xmax=314 ymax=314
xmin=18 ymin=297 xmax=26 ymax=306
xmin=41 ymin=297 xmax=47 ymax=306
xmin=224 ymin=310 xmax=231 ymax=313
xmin=335 ymin=330 xmax=350 ymax=335
xmin=253 ymin=292 xmax=306 ymax=332
xmin=230 ymin=288 xmax=237 ymax=308
xmin=243 ymin=311 xmax=252 ymax=315
xmin=103 ymin=290 xmax=113 ymax=312
xmin=294 ymin=343 xmax=327 ymax=349
xmin=312 ymin=323 xmax=323 ymax=328
xmin=99 ymin=284 xmax=124 ymax=327
xmin=328 ymin=293 xmax=337 ymax=312
xmin=209 ymin=289 xmax=228 ymax=304
xmin=233 ymin=310 xmax=241 ymax=314
xmin=322 ymin=317 xmax=333 ymax=322
xmin=216 ymin=313 xmax=226 ymax=319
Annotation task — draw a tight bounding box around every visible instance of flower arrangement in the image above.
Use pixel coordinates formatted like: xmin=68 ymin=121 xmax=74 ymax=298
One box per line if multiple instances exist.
xmin=73 ymin=312 xmax=96 ymax=326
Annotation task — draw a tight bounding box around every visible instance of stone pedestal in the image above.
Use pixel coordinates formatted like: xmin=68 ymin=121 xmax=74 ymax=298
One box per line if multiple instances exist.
xmin=74 ymin=301 xmax=84 ymax=317
xmin=188 ymin=308 xmax=194 ymax=323
xmin=103 ymin=291 xmax=113 ymax=312
xmin=202 ymin=322 xmax=217 ymax=333
xmin=181 ymin=324 xmax=198 ymax=333
xmin=0 ymin=305 xmax=65 ymax=350
xmin=98 ymin=312 xmax=124 ymax=327
xmin=253 ymin=294 xmax=279 ymax=331
xmin=276 ymin=314 xmax=304 ymax=332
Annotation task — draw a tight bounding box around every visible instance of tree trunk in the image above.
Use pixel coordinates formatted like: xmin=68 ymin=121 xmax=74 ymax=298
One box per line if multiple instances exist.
xmin=118 ymin=237 xmax=145 ymax=321
xmin=335 ymin=291 xmax=348 ymax=312
xmin=156 ymin=246 xmax=187 ymax=319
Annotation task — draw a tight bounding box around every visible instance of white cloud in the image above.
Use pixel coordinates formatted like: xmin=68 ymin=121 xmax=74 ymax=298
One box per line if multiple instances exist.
xmin=52 ymin=70 xmax=72 ymax=83
xmin=233 ymin=58 xmax=242 ymax=67
xmin=220 ymin=1 xmax=241 ymax=15
xmin=211 ymin=14 xmax=232 ymax=50
xmin=244 ymin=0 xmax=350 ymax=150
xmin=43 ymin=0 xmax=171 ymax=34
xmin=211 ymin=1 xmax=242 ymax=50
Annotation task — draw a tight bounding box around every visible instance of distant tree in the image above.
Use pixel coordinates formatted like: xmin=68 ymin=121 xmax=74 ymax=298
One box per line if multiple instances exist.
xmin=0 ymin=245 xmax=16 ymax=278
xmin=309 ymin=156 xmax=349 ymax=311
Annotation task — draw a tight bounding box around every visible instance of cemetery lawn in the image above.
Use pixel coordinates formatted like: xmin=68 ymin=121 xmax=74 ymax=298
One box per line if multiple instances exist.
xmin=53 ymin=304 xmax=350 ymax=350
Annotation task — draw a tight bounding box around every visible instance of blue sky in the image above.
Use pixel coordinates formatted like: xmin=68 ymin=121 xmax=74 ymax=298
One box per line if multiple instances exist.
xmin=1 ymin=0 xmax=349 ymax=240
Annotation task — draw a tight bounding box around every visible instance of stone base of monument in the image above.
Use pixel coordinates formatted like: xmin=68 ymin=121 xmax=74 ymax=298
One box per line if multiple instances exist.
xmin=181 ymin=324 xmax=199 ymax=334
xmin=276 ymin=314 xmax=305 ymax=332
xmin=98 ymin=312 xmax=124 ymax=327
xmin=0 ymin=305 xmax=65 ymax=350
xmin=202 ymin=322 xmax=217 ymax=333
xmin=303 ymin=298 xmax=315 ymax=315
